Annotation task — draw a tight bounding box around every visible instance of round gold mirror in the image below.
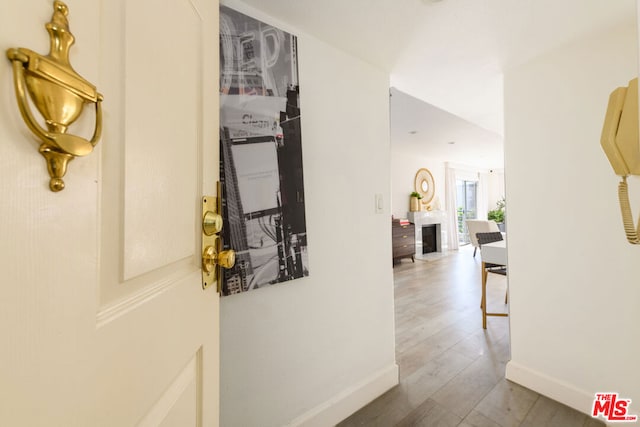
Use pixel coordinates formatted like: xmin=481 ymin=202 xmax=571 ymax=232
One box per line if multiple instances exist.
xmin=414 ymin=168 xmax=435 ymax=205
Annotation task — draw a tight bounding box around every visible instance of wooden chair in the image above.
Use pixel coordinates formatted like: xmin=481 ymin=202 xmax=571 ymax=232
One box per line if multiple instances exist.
xmin=476 ymin=232 xmax=508 ymax=329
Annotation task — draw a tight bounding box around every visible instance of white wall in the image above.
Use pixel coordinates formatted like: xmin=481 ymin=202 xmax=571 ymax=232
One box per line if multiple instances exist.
xmin=219 ymin=2 xmax=398 ymax=426
xmin=390 ymin=146 xmax=445 ymax=218
xmin=487 ymin=169 xmax=505 ymax=211
xmin=390 ymin=149 xmax=502 ymax=222
xmin=504 ymin=21 xmax=640 ymax=415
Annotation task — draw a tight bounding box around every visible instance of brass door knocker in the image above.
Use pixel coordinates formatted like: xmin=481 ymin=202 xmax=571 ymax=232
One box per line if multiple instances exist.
xmin=6 ymin=1 xmax=103 ymax=192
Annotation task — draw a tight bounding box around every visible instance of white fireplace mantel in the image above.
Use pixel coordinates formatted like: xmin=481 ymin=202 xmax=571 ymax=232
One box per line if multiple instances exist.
xmin=408 ymin=210 xmax=447 ymax=226
xmin=407 ymin=210 xmax=448 ymax=252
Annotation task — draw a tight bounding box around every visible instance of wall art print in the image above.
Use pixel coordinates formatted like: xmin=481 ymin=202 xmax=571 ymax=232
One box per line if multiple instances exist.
xmin=219 ymin=5 xmax=308 ymax=296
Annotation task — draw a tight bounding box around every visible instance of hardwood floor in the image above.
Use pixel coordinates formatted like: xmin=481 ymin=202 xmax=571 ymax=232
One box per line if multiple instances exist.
xmin=337 ymin=246 xmax=604 ymax=427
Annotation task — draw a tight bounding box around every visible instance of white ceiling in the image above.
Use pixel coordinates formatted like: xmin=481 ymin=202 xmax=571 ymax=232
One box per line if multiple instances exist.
xmin=390 ymin=87 xmax=504 ymax=168
xmin=238 ymin=0 xmax=637 ymax=167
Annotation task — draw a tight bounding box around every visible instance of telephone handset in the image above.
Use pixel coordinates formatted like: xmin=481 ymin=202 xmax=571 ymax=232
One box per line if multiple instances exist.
xmin=601 ymin=78 xmax=640 ymax=244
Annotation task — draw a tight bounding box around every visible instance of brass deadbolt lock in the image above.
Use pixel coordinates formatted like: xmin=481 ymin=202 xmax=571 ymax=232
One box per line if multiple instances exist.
xmin=203 ymin=211 xmax=223 ymax=236
xmin=202 ymin=188 xmax=235 ymax=291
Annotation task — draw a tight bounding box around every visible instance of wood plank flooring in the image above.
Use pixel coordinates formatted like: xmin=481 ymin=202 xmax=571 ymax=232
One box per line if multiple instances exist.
xmin=337 ymin=246 xmax=604 ymax=427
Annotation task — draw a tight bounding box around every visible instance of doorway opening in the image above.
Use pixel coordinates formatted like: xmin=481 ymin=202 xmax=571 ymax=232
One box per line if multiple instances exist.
xmin=456 ymin=179 xmax=478 ymax=244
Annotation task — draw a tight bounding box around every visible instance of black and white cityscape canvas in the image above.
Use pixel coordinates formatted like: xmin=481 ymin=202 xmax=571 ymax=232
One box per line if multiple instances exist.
xmin=219 ymin=5 xmax=308 ymax=296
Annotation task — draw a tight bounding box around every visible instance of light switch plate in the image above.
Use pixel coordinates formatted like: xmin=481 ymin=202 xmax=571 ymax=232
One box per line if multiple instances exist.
xmin=375 ymin=193 xmax=383 ymax=214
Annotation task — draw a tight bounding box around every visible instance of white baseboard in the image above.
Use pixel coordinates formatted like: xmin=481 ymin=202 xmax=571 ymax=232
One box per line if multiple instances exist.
xmin=505 ymin=360 xmax=596 ymax=418
xmin=285 ymin=363 xmax=399 ymax=427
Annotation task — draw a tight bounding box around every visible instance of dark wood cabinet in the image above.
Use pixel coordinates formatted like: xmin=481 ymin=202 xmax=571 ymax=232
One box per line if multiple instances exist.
xmin=392 ymin=220 xmax=415 ymax=264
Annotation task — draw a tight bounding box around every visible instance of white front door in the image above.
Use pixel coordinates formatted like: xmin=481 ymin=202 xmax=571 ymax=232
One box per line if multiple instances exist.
xmin=0 ymin=0 xmax=220 ymax=425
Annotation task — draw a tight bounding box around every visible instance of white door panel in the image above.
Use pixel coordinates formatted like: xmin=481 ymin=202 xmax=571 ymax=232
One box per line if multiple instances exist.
xmin=122 ymin=0 xmax=201 ymax=281
xmin=0 ymin=0 xmax=220 ymax=425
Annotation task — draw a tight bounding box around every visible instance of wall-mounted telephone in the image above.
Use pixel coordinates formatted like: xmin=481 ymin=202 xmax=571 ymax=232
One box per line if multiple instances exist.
xmin=601 ymin=78 xmax=640 ymax=244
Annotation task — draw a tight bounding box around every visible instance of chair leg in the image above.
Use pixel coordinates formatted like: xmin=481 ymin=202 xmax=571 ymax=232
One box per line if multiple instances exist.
xmin=481 ymin=262 xmax=488 ymax=329
xmin=473 ymin=247 xmax=477 ymax=257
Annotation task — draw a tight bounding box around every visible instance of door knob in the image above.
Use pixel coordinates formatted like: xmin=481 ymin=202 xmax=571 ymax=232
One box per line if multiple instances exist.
xmin=202 ymin=243 xmax=235 ymax=273
xmin=218 ymin=248 xmax=236 ymax=269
